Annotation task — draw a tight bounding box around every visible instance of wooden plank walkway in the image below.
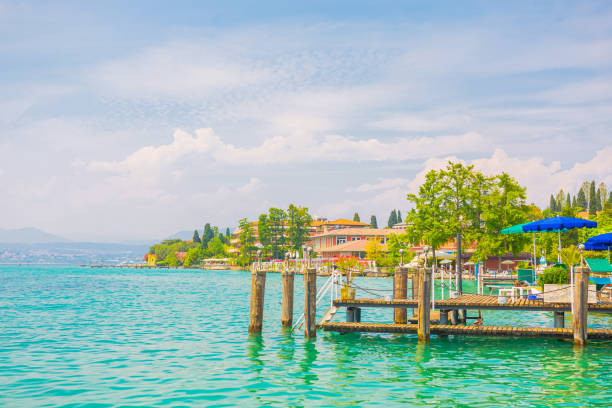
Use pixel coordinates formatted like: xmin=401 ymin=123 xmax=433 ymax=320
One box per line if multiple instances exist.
xmin=321 ymin=322 xmax=612 ymax=339
xmin=334 ymin=295 xmax=612 ymax=312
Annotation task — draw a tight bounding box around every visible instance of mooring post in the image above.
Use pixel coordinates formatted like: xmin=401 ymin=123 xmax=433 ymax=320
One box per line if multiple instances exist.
xmin=248 ymin=266 xmax=266 ymax=335
xmin=304 ymin=266 xmax=317 ymax=338
xmin=553 ymin=311 xmax=565 ymax=328
xmin=281 ymin=266 xmax=295 ymax=328
xmin=417 ymin=267 xmax=432 ymax=342
xmin=572 ymin=266 xmax=589 ymax=346
xmin=393 ymin=266 xmax=408 ymax=324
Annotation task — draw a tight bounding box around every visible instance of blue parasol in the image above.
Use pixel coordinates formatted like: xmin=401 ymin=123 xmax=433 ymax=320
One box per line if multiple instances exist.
xmin=582 ymin=232 xmax=612 ymax=262
xmin=522 ymin=216 xmax=597 ymax=262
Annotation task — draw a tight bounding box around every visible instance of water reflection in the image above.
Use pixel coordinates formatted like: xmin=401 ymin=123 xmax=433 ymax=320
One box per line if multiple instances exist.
xmin=300 ymin=339 xmax=319 ymax=385
xmin=277 ymin=328 xmax=295 ymax=362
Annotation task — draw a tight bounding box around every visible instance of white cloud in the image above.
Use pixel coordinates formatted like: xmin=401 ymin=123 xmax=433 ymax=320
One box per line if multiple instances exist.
xmin=88 ymin=128 xmax=491 ymax=175
xmin=347 ymin=147 xmax=612 ymax=214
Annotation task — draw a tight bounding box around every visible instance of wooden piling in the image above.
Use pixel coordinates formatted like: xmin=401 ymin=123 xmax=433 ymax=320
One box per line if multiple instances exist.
xmin=554 ymin=311 xmax=565 ymax=328
xmin=417 ymin=267 xmax=432 ymax=342
xmin=248 ymin=268 xmax=266 ymax=334
xmin=304 ymin=267 xmax=317 ymax=338
xmin=393 ymin=266 xmax=408 ymax=324
xmin=281 ymin=269 xmax=295 ymax=327
xmin=573 ymin=266 xmax=589 ymax=346
xmin=440 ymin=310 xmax=449 ymax=325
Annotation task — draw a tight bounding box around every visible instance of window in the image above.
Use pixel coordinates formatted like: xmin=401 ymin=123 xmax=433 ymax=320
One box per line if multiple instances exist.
xmin=337 ymin=236 xmax=347 ymax=244
xmin=351 ymin=237 xmax=361 ymax=241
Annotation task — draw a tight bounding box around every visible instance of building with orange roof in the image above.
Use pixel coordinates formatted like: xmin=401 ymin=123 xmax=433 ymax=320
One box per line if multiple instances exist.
xmin=312 ymin=227 xmax=396 ymax=258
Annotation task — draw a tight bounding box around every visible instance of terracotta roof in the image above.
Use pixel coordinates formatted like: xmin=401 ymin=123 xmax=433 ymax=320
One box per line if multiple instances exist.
xmin=312 ymin=228 xmax=396 ymax=238
xmin=311 ymin=220 xmax=325 ymax=227
xmin=323 ymin=218 xmax=370 ymax=226
xmin=318 ymin=240 xmax=388 ymax=253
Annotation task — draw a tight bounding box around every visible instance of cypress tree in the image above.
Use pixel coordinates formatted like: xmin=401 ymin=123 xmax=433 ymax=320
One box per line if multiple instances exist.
xmin=370 ymin=215 xmax=378 ymax=229
xmin=397 ymin=210 xmax=402 ymax=223
xmin=571 ymin=195 xmax=576 ymax=208
xmin=353 ymin=212 xmax=360 ymax=222
xmin=225 ymin=227 xmax=231 ymax=237
xmin=577 ymin=189 xmax=587 ymax=209
xmin=202 ymin=223 xmax=214 ymax=247
xmin=387 ymin=210 xmax=397 ymax=228
xmin=549 ymin=194 xmax=557 ymax=213
xmin=192 ymin=230 xmax=201 ymax=243
xmin=565 ymin=193 xmax=571 ymax=208
xmin=595 ymin=190 xmax=602 ymax=211
xmin=589 ymin=181 xmax=597 ymax=216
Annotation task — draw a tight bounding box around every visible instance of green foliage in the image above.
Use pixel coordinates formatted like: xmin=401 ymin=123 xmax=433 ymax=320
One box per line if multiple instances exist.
xmin=387 ymin=210 xmax=397 ymax=228
xmin=183 ymin=248 xmax=204 ymax=267
xmin=207 ymin=237 xmax=227 ymax=258
xmin=268 ymin=207 xmax=287 ymax=258
xmin=537 ymin=265 xmax=570 ymax=288
xmin=576 ymin=188 xmax=587 ymax=210
xmin=370 ymin=215 xmax=378 ymax=229
xmin=559 ymin=247 xmax=580 ymax=267
xmin=397 ymin=210 xmax=402 ymax=223
xmin=192 ymin=230 xmax=201 ymax=244
xmin=238 ymin=218 xmax=256 ymax=263
xmin=165 ymin=251 xmax=181 ymax=267
xmin=201 ymin=223 xmax=215 ymax=248
xmin=353 ymin=212 xmax=360 ymax=222
xmin=589 ymin=180 xmax=597 ymax=216
xmin=225 ymin=228 xmax=231 ymax=237
xmin=549 ymin=194 xmax=557 ymax=213
xmin=286 ymin=204 xmax=313 ymax=252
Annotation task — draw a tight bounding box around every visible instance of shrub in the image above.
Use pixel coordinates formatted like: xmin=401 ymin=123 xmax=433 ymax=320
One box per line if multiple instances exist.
xmin=537 ymin=265 xmax=570 ymax=288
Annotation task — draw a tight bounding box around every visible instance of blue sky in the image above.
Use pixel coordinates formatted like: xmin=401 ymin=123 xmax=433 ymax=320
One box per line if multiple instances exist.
xmin=1 ymin=1 xmax=611 ymax=241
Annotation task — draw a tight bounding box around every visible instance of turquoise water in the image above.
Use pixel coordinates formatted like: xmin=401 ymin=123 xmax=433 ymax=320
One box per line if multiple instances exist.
xmin=1 ymin=266 xmax=612 ymax=407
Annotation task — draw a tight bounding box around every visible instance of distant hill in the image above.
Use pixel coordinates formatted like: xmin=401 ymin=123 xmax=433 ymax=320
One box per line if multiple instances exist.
xmin=0 ymin=227 xmax=68 ymax=243
xmin=164 ymin=230 xmax=196 ymax=241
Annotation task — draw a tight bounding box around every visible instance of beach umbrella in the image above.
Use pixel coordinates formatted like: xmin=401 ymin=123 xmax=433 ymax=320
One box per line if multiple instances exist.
xmin=582 ymin=232 xmax=612 ymax=261
xmin=522 ymin=216 xmax=597 ymax=262
xmin=502 ymin=222 xmax=538 ymax=273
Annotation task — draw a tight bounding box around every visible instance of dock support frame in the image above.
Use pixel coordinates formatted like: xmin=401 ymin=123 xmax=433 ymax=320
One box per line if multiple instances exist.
xmin=304 ymin=267 xmax=317 ymax=338
xmin=417 ymin=267 xmax=432 ymax=342
xmin=281 ymin=270 xmax=295 ymax=328
xmin=393 ymin=266 xmax=408 ymax=324
xmin=573 ymin=267 xmax=589 ymax=346
xmin=248 ymin=269 xmax=266 ymax=334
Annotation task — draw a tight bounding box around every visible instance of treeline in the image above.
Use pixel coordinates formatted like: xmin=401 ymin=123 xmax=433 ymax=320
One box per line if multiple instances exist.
xmin=236 ymin=204 xmax=312 ymax=266
xmin=148 ymin=223 xmax=231 ymax=267
xmin=350 ymin=210 xmax=403 ymax=228
xmin=548 ymin=181 xmax=611 ymax=216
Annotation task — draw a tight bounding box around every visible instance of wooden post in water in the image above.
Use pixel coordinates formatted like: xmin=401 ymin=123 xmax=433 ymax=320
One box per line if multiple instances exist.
xmin=417 ymin=267 xmax=432 ymax=342
xmin=281 ymin=267 xmax=295 ymax=328
xmin=393 ymin=266 xmax=408 ymax=324
xmin=304 ymin=267 xmax=317 ymax=338
xmin=248 ymin=267 xmax=266 ymax=334
xmin=572 ymin=266 xmax=589 ymax=346
xmin=554 ymin=311 xmax=565 ymax=328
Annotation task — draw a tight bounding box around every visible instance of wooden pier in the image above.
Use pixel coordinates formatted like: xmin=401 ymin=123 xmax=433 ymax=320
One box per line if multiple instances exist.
xmin=249 ymin=261 xmax=612 ymax=345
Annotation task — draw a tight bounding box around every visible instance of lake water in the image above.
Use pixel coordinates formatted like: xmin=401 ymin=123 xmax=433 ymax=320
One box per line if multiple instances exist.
xmin=1 ymin=266 xmax=612 ymax=407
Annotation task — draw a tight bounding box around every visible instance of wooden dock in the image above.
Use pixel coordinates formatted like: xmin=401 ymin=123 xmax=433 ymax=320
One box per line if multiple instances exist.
xmin=334 ymin=294 xmax=612 ymax=312
xmin=321 ymin=322 xmax=612 ymax=339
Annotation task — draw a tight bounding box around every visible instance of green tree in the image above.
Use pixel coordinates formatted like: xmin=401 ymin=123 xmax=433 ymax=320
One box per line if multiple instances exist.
xmin=257 ymin=214 xmax=272 ymax=257
xmin=225 ymin=227 xmax=231 ymax=237
xmin=472 ymin=173 xmax=530 ymax=269
xmin=577 ymin=188 xmax=587 ymax=209
xmin=589 ymin=180 xmax=597 ymax=216
xmin=207 ymin=237 xmax=227 ymax=258
xmin=268 ymin=207 xmax=287 ymax=259
xmin=406 ymin=169 xmax=449 ymax=263
xmin=397 ymin=210 xmax=402 ymax=223
xmin=387 ymin=210 xmax=397 ymax=228
xmin=353 ymin=212 xmax=360 ymax=222
xmin=286 ymin=204 xmax=313 ymax=253
xmin=238 ymin=218 xmax=256 ymax=264
xmin=202 ymin=223 xmax=214 ymax=248
xmin=565 ymin=193 xmax=571 ymax=208
xmin=165 ymin=251 xmax=181 ymax=267
xmin=192 ymin=230 xmax=201 ymax=244
xmin=183 ymin=247 xmax=203 ymax=267
xmin=572 ymin=195 xmax=577 ymax=208
xmin=370 ymin=215 xmax=378 ymax=229
xmin=549 ymin=194 xmax=557 ymax=213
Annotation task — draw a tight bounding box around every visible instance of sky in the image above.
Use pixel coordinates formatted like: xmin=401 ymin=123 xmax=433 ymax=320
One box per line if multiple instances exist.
xmin=1 ymin=1 xmax=612 ymax=242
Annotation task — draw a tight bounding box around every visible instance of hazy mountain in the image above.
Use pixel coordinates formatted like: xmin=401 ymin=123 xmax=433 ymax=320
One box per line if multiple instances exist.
xmin=0 ymin=227 xmax=68 ymax=243
xmin=164 ymin=230 xmax=195 ymax=241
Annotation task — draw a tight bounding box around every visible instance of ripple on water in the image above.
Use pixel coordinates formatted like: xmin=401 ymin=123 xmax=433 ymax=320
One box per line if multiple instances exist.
xmin=1 ymin=266 xmax=612 ymax=407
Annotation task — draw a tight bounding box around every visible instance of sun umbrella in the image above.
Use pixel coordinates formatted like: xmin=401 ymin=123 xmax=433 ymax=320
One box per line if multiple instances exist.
xmin=582 ymin=232 xmax=612 ymax=262
xmin=440 ymin=259 xmax=453 ymax=264
xmin=522 ymin=216 xmax=597 ymax=262
xmin=502 ymin=222 xmax=541 ymax=274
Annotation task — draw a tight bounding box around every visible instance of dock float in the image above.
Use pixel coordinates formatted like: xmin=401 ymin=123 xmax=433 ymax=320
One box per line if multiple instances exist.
xmin=334 ymin=294 xmax=612 ymax=312
xmin=321 ymin=322 xmax=612 ymax=339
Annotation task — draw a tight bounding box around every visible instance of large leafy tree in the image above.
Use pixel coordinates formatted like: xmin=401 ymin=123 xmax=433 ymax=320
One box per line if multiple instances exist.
xmin=268 ymin=207 xmax=287 ymax=258
xmin=406 ymin=169 xmax=450 ymax=262
xmin=472 ymin=173 xmax=530 ymax=268
xmin=257 ymin=214 xmax=272 ymax=257
xmin=238 ymin=218 xmax=256 ymax=264
xmin=286 ymin=204 xmax=313 ymax=253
